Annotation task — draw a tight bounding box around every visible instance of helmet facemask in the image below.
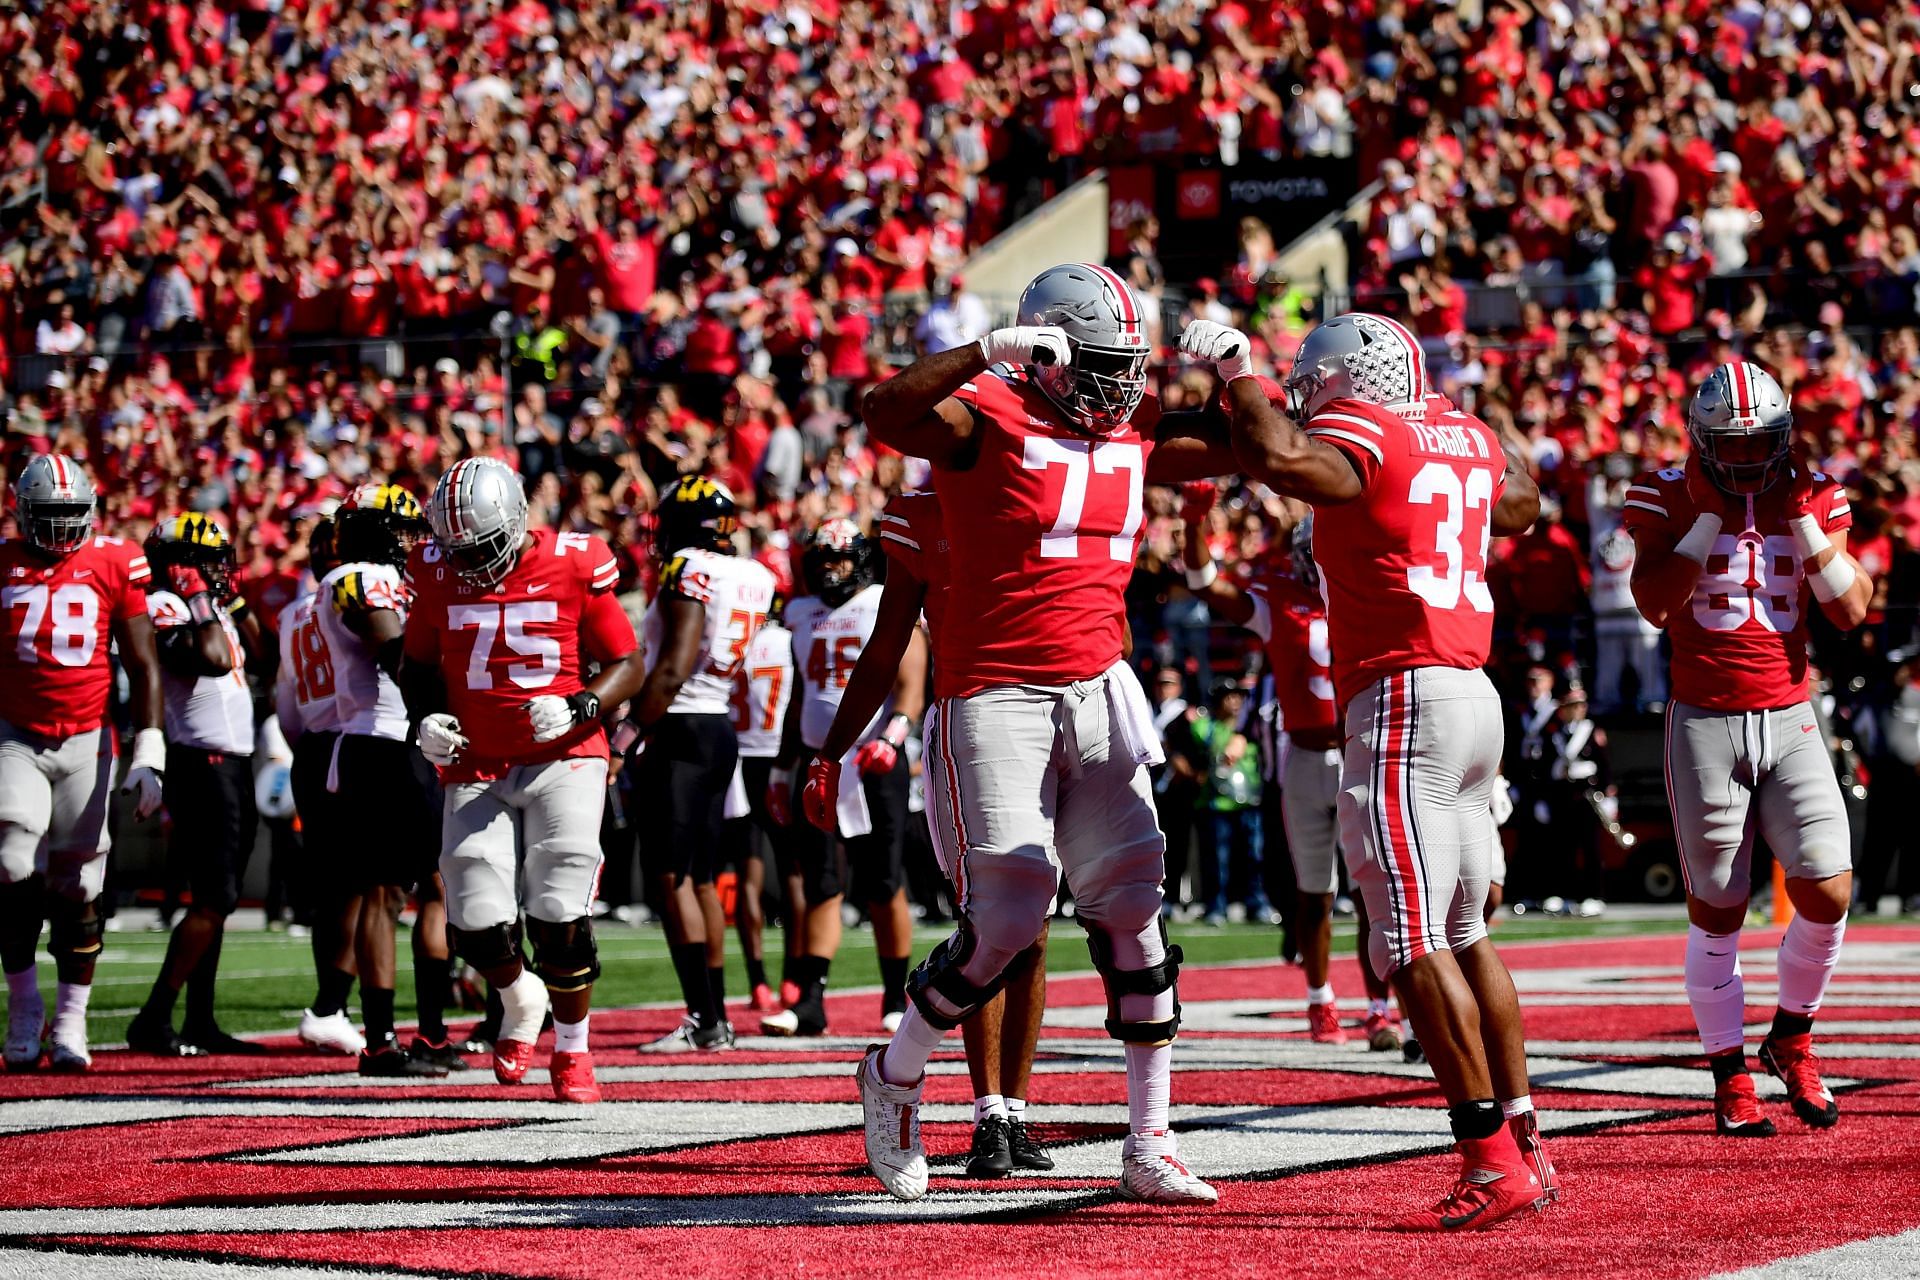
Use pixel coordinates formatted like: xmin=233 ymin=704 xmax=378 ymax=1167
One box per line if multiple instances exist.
xmin=1695 ymin=424 xmax=1792 ymax=496
xmin=812 ymin=554 xmax=861 ymax=608
xmin=24 ymin=502 xmax=95 ymax=557
xmin=442 ymin=523 xmax=523 ymax=590
xmin=1038 ymin=340 xmax=1148 ymax=435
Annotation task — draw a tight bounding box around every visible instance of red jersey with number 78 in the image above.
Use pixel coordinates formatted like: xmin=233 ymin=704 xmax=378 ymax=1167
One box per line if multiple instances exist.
xmin=1306 ymin=395 xmax=1507 ymax=707
xmin=936 ymin=369 xmax=1160 ymax=699
xmin=0 ymin=535 xmax=150 ymax=738
xmin=403 ymin=526 xmax=635 ymax=782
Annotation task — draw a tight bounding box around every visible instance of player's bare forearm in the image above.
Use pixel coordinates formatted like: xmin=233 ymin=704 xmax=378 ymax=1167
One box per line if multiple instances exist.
xmin=859 ymin=345 xmax=982 ymax=467
xmin=890 ymin=625 xmax=929 ymax=725
xmin=632 ymin=597 xmax=703 ymax=729
xmin=820 ymin=575 xmax=927 ymax=761
xmin=398 ymin=654 xmax=448 ymax=721
xmin=1491 ymin=445 xmax=1541 ymax=536
xmin=1807 ymin=540 xmax=1872 ymax=630
xmin=586 ymin=648 xmax=649 ymax=711
xmin=1149 ymin=406 xmax=1239 ymax=483
xmin=1224 ymin=378 xmax=1362 ymax=503
xmin=1628 ymin=540 xmax=1701 ymax=630
xmin=365 ymin=608 xmax=406 ymax=678
xmin=115 ymin=614 xmax=163 ymax=732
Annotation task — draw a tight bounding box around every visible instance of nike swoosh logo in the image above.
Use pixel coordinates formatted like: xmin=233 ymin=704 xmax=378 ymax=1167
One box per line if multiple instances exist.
xmin=1440 ymin=1201 xmax=1491 ymax=1229
xmin=71 ymin=569 xmax=93 ymax=578
xmin=527 ymin=582 xmax=551 ymax=593
xmin=1800 ymin=725 xmax=1816 ymax=733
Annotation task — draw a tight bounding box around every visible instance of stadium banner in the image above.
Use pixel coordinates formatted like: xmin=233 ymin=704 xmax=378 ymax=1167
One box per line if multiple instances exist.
xmin=1109 ymin=156 xmax=1359 ymax=274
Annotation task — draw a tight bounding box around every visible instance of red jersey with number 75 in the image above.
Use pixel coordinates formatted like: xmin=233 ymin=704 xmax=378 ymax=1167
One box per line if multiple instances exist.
xmin=0 ymin=535 xmax=150 ymax=738
xmin=936 ymin=369 xmax=1160 ymax=698
xmin=1306 ymin=395 xmax=1507 ymax=707
xmin=404 ymin=527 xmax=635 ymax=782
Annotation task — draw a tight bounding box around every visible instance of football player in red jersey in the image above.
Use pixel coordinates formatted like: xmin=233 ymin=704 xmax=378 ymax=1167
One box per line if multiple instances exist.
xmin=1625 ymin=362 xmax=1868 ymax=1137
xmin=1179 ymin=485 xmax=1398 ymax=1051
xmin=0 ymin=455 xmax=164 ymax=1072
xmin=855 ymin=263 xmax=1242 ymax=1205
xmin=805 ymin=489 xmax=1055 ymax=1180
xmin=400 ymin=458 xmax=647 ymax=1103
xmin=1190 ymin=313 xmax=1554 ymax=1230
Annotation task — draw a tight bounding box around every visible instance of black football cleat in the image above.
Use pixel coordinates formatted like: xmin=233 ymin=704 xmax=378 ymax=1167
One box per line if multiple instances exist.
xmin=1007 ymin=1117 xmax=1055 ymax=1171
xmin=360 ymin=1042 xmax=449 ymax=1078
xmin=127 ymin=1013 xmax=209 ymax=1058
xmin=181 ymin=1023 xmax=269 ymax=1056
xmin=966 ymin=1114 xmax=1014 ymax=1179
xmin=409 ymin=1036 xmax=473 ymax=1072
xmin=1403 ymin=1037 xmax=1426 ymax=1064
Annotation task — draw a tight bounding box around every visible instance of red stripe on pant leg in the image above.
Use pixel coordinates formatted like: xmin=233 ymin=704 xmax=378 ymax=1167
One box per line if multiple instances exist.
xmin=1665 ymin=706 xmax=1695 ymax=898
xmin=939 ymin=697 xmax=969 ymax=908
xmin=1379 ymin=673 xmax=1426 ymax=964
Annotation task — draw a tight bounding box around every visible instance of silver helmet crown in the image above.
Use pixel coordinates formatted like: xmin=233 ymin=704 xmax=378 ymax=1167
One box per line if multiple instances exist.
xmin=1282 ymin=312 xmax=1430 ymax=420
xmin=1689 ymin=360 xmax=1792 ymax=495
xmin=427 ymin=457 xmax=529 ymax=589
xmin=1015 ymin=262 xmax=1151 ymax=434
xmin=13 ymin=454 xmax=96 ymax=556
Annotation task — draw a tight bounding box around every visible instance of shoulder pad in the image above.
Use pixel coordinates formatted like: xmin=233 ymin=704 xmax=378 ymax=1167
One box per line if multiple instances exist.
xmin=659 ymin=553 xmax=715 ymax=604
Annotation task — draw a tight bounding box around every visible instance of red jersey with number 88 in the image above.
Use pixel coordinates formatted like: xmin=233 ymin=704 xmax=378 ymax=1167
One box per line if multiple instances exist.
xmin=0 ymin=536 xmax=150 ymax=738
xmin=1306 ymin=395 xmax=1507 ymax=707
xmin=404 ymin=527 xmax=635 ymax=781
xmin=937 ymin=369 xmax=1160 ymax=699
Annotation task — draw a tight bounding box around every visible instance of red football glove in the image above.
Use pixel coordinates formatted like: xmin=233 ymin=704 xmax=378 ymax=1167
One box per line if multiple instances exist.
xmin=766 ymin=769 xmax=795 ymax=828
xmin=802 ymin=756 xmax=841 ymax=832
xmin=1180 ymin=481 xmax=1217 ymax=526
xmin=1783 ymin=463 xmax=1819 ymax=520
xmin=168 ymin=565 xmax=210 ymax=597
xmin=854 ymin=738 xmax=898 ymax=775
xmin=1683 ymin=453 xmax=1724 ymax=516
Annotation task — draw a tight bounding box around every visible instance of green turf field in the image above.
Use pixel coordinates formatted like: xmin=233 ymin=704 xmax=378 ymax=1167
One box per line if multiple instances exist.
xmin=46 ymin=914 xmax=1692 ymax=1045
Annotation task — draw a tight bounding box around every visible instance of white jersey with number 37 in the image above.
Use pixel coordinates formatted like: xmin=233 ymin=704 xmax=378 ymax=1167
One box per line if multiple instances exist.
xmin=642 ymin=547 xmax=776 ymax=718
xmin=733 ymin=621 xmax=793 ymax=758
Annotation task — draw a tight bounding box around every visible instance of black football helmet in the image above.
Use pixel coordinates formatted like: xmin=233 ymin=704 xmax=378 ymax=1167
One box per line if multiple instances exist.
xmin=146 ymin=512 xmax=236 ymax=599
xmin=658 ymin=475 xmax=740 ymax=556
xmin=336 ymin=483 xmax=429 ymax=567
xmin=803 ymin=517 xmax=873 ymax=608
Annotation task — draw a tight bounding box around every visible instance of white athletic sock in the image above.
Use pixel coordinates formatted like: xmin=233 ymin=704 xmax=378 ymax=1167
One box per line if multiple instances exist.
xmin=1307 ymin=983 xmax=1336 ymax=1006
xmin=1125 ymin=1041 xmax=1172 ymax=1136
xmin=1776 ymin=914 xmax=1847 ymax=1016
xmin=1006 ymin=1096 xmax=1027 ymax=1119
xmin=498 ymin=969 xmax=549 ymax=1045
xmin=553 ymin=1016 xmax=589 ymax=1054
xmin=880 ymin=1003 xmax=945 ymax=1085
xmin=973 ymin=1093 xmax=1007 ymax=1123
xmin=1684 ymin=925 xmax=1747 ymax=1056
xmin=1501 ymin=1094 xmax=1534 ymax=1120
xmin=51 ymin=982 xmax=91 ymax=1041
xmin=1368 ymin=998 xmax=1391 ymax=1019
xmin=6 ymin=965 xmax=39 ymax=1007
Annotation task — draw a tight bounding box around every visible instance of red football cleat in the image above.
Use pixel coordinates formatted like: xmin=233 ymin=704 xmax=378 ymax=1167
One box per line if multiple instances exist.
xmin=1508 ymin=1111 xmax=1559 ymax=1203
xmin=494 ymin=1037 xmax=537 ymax=1085
xmin=749 ymin=983 xmax=781 ymax=1014
xmin=550 ymin=1050 xmax=601 ymax=1104
xmin=1362 ymin=1011 xmax=1401 ymax=1053
xmin=1307 ymin=1003 xmax=1348 ymax=1044
xmin=1759 ymin=1032 xmax=1838 ymax=1129
xmin=1396 ymin=1131 xmax=1546 ymax=1231
xmin=779 ymin=979 xmax=802 ymax=1009
xmin=1713 ymin=1070 xmax=1776 ymax=1137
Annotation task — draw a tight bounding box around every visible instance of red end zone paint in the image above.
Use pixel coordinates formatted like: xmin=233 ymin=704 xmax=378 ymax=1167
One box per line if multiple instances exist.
xmin=2 ymin=927 xmax=1916 ymax=1279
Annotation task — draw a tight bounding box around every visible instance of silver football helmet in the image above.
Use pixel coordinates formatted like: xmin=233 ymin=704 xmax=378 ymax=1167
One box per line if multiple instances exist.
xmin=13 ymin=453 xmax=96 ymax=556
xmin=427 ymin=457 xmax=529 ymax=589
xmin=1689 ymin=360 xmax=1792 ymax=495
xmin=1016 ymin=263 xmax=1151 ymax=434
xmin=1289 ymin=512 xmax=1319 ymax=592
xmin=1282 ymin=312 xmax=1430 ymax=420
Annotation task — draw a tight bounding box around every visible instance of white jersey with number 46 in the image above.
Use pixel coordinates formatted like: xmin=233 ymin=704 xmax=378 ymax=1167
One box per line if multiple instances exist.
xmin=643 ymin=547 xmax=776 ymax=717
xmin=787 ymin=583 xmax=885 ymax=752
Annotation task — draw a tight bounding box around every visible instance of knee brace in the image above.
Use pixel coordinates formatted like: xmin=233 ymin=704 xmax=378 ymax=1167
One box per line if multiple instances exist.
xmin=906 ymin=918 xmax=1014 ymax=1031
xmin=526 ymin=916 xmax=600 ymax=993
xmin=1086 ymin=917 xmax=1183 ymax=1045
xmin=46 ymin=896 xmax=103 ymax=983
xmin=451 ymin=921 xmax=522 ymax=972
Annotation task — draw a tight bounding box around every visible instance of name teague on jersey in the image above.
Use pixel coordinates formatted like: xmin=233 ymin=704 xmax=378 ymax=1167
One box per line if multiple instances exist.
xmin=404 ymin=527 xmax=632 ymax=781
xmin=642 ymin=547 xmax=776 ymax=717
xmin=0 ymin=534 xmax=149 ymax=737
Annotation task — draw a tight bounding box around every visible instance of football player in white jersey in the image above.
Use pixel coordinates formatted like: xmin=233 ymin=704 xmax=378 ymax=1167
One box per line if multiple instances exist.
xmin=632 ymin=478 xmax=776 ymax=1052
xmin=129 ymin=515 xmax=264 ymax=1057
xmin=766 ymin=519 xmax=927 ymax=1037
xmin=318 ymin=484 xmax=460 ymax=1076
xmin=726 ymin=592 xmax=797 ymax=1014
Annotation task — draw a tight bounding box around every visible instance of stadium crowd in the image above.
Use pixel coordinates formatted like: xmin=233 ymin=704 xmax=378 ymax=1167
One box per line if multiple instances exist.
xmin=4 ymin=0 xmax=1920 ymax=936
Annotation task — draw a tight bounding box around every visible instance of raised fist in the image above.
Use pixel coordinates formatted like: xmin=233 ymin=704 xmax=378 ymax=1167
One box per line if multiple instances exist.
xmin=1179 ymin=320 xmax=1253 ymax=382
xmin=978 ymin=326 xmax=1070 ymax=370
xmin=1180 ymin=480 xmax=1218 ymax=527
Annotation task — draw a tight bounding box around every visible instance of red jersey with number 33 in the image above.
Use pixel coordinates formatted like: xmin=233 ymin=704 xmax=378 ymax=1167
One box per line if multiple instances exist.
xmin=1622 ymin=466 xmax=1850 ymax=711
xmin=404 ymin=527 xmax=634 ymax=781
xmin=1306 ymin=395 xmax=1507 ymax=707
xmin=0 ymin=536 xmax=150 ymax=737
xmin=936 ymin=369 xmax=1159 ymax=698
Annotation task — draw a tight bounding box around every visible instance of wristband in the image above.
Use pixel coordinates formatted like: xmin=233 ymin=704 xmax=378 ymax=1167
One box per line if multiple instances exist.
xmin=882 ymin=713 xmax=911 ymax=747
xmin=568 ymin=690 xmax=602 ymax=724
xmin=185 ymin=592 xmax=217 ymax=626
xmin=1787 ymin=514 xmax=1830 ymax=560
xmin=1185 ymin=560 xmax=1219 ymax=590
xmin=127 ymin=726 xmax=167 ymax=774
xmin=1673 ymin=513 xmax=1723 ymax=566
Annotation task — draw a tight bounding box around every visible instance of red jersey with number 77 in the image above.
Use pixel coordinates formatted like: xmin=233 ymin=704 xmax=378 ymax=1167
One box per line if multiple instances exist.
xmin=403 ymin=526 xmax=635 ymax=782
xmin=936 ymin=368 xmax=1160 ymax=699
xmin=1306 ymin=395 xmax=1507 ymax=707
xmin=0 ymin=535 xmax=150 ymax=738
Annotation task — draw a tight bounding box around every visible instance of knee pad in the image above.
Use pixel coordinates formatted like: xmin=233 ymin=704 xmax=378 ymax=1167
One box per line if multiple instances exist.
xmin=526 ymin=916 xmax=600 ymax=993
xmin=451 ymin=921 xmax=522 ymax=971
xmin=46 ymin=896 xmax=103 ymax=983
xmin=906 ymin=918 xmax=1015 ymax=1031
xmin=1085 ymin=916 xmax=1183 ymax=1045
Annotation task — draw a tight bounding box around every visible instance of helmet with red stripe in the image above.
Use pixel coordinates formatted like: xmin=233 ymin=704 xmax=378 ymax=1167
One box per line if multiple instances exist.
xmin=426 ymin=457 xmax=529 ymax=589
xmin=13 ymin=453 xmax=97 ymax=557
xmin=1014 ymin=262 xmax=1151 ymax=435
xmin=803 ymin=516 xmax=873 ymax=608
xmin=1282 ymin=312 xmax=1430 ymax=420
xmin=1688 ymin=360 xmax=1792 ymax=496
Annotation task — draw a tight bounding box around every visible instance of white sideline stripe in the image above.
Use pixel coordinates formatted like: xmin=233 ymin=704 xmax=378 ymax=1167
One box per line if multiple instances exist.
xmin=0 ymin=1251 xmax=352 ymax=1280
xmin=1711 ymin=1226 xmax=1920 ymax=1279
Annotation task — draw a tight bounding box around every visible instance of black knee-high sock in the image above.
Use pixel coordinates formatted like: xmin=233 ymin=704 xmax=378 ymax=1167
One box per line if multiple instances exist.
xmin=796 ymin=954 xmax=831 ymax=1008
xmin=744 ymin=955 xmax=768 ymax=991
xmin=706 ymin=966 xmax=727 ymax=1021
xmin=183 ymin=923 xmax=225 ymax=1030
xmin=313 ymin=966 xmax=355 ymax=1018
xmin=670 ymin=941 xmax=714 ymax=1025
xmin=413 ymin=944 xmax=452 ymax=1042
xmin=879 ymin=956 xmax=909 ymax=1013
xmin=363 ymin=986 xmax=396 ymax=1045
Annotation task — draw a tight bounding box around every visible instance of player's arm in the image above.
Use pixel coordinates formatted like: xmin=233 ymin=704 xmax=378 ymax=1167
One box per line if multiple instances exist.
xmin=1148 ymin=402 xmax=1240 ymax=484
xmin=154 ymin=583 xmax=236 ymax=677
xmin=1801 ymin=530 xmax=1871 ymax=629
xmin=399 ymin=607 xmax=449 ymax=719
xmin=1490 ymin=432 xmax=1541 ymax=537
xmin=860 ymin=327 xmax=1067 ymax=468
xmin=527 ymin=585 xmax=647 ymax=745
xmin=1629 ymin=462 xmax=1718 ymax=629
xmin=820 ymin=572 xmax=929 ymax=761
xmin=1178 ymin=322 xmax=1362 ymax=503
xmin=1177 ymin=482 xmax=1256 ymax=628
xmin=113 ymin=610 xmax=167 ymax=818
xmin=629 ymin=596 xmax=703 ymax=732
xmin=334 ymin=572 xmax=408 ymax=677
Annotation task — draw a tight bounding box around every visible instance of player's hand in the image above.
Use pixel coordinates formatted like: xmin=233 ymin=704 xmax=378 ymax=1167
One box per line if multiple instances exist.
xmin=1683 ymin=454 xmax=1725 ymax=514
xmin=854 ymin=738 xmax=897 ymax=775
xmin=418 ymin=713 xmax=468 ymax=767
xmin=977 ymin=326 xmax=1070 ymax=370
xmin=1783 ymin=463 xmax=1820 ymax=520
xmin=168 ymin=565 xmax=210 ymax=597
xmin=525 ymin=691 xmax=600 ymax=743
xmin=119 ymin=726 xmax=167 ymax=820
xmin=767 ymin=766 xmax=796 ymax=827
xmin=1179 ymin=320 xmax=1253 ymax=382
xmin=802 ymin=756 xmax=841 ymax=832
xmin=1180 ymin=481 xmax=1217 ymax=527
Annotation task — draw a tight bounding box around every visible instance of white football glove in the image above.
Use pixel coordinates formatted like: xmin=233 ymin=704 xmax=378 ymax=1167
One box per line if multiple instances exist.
xmin=120 ymin=726 xmax=167 ymax=821
xmin=525 ymin=691 xmax=599 ymax=743
xmin=418 ymin=713 xmax=469 ymax=767
xmin=1179 ymin=320 xmax=1254 ymax=382
xmin=978 ymin=325 xmax=1070 ymax=370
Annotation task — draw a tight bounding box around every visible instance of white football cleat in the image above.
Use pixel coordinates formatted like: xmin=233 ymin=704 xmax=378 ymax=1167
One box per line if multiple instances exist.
xmin=1119 ymin=1132 xmax=1219 ymax=1205
xmin=857 ymin=1044 xmax=927 ymax=1200
xmin=46 ymin=1033 xmax=91 ymax=1073
xmin=881 ymin=1010 xmax=904 ymax=1034
xmin=299 ymin=1009 xmax=367 ymax=1056
xmin=4 ymin=990 xmax=45 ymax=1071
xmin=761 ymin=1008 xmax=799 ymax=1036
